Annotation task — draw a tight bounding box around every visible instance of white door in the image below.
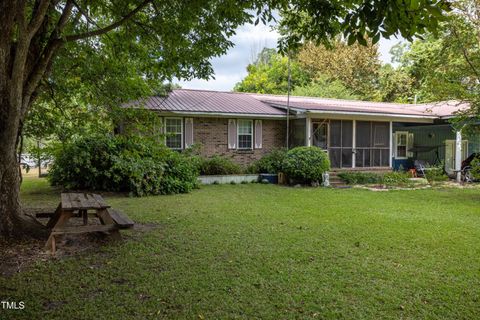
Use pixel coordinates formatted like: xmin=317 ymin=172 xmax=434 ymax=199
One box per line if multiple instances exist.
xmin=445 ymin=140 xmax=468 ymax=175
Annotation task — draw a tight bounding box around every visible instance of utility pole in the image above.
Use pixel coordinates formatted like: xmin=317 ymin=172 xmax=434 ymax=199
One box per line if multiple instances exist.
xmin=286 ymin=52 xmax=291 ymax=150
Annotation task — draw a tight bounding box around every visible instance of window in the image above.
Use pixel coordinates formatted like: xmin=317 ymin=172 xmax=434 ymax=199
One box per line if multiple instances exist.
xmin=237 ymin=119 xmax=253 ymax=150
xmin=165 ymin=118 xmax=183 ymax=149
xmin=396 ymin=131 xmax=408 ymax=158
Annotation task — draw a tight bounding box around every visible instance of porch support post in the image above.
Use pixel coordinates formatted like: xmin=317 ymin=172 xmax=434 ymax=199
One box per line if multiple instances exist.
xmin=306 ymin=116 xmax=312 ymax=147
xmin=455 ymin=129 xmax=462 ymax=182
xmin=389 ymin=121 xmax=393 ymax=168
xmin=352 ymin=120 xmax=356 ymax=168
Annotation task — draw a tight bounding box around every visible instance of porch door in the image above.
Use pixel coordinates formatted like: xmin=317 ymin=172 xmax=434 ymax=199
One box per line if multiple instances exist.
xmin=445 ymin=140 xmax=468 ymax=175
xmin=312 ymin=121 xmax=328 ymax=150
xmin=329 ymin=120 xmax=353 ymax=168
xmin=355 ymin=121 xmax=390 ymax=167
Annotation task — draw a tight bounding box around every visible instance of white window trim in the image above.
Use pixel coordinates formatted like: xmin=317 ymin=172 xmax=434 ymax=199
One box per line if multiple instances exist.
xmin=237 ymin=119 xmax=253 ymax=150
xmin=395 ymin=131 xmax=408 ymax=159
xmin=165 ymin=117 xmax=183 ymax=150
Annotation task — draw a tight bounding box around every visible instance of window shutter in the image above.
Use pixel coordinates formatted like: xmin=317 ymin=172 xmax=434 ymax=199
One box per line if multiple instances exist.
xmin=184 ymin=118 xmax=193 ymax=148
xmin=254 ymin=120 xmax=263 ymax=149
xmin=228 ymin=119 xmax=236 ymax=149
xmin=407 ymin=133 xmax=414 ymax=158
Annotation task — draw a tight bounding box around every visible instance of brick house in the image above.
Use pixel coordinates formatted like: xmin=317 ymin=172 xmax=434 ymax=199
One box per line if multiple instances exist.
xmin=127 ymin=89 xmax=479 ymax=179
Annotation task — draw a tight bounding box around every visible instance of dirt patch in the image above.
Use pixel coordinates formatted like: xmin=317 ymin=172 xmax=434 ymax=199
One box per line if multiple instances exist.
xmin=0 ymin=219 xmax=159 ymax=278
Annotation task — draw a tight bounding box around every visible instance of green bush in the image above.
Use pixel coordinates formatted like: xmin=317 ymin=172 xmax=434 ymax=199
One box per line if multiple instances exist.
xmin=282 ymin=146 xmax=330 ymax=184
xmin=338 ymin=172 xmax=382 ymax=184
xmin=48 ymin=135 xmax=198 ymax=196
xmin=382 ymin=171 xmax=410 ymax=186
xmin=424 ymin=165 xmax=448 ymax=183
xmin=199 ymin=156 xmax=242 ymax=175
xmin=249 ymin=148 xmax=287 ymax=174
xmin=469 ymin=157 xmax=480 ymax=180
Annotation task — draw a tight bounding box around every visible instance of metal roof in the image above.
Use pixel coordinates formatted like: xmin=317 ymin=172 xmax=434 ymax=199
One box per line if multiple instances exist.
xmin=125 ymin=89 xmax=469 ymax=119
xmin=249 ymin=94 xmax=469 ymax=118
xmin=124 ymin=89 xmax=285 ymax=116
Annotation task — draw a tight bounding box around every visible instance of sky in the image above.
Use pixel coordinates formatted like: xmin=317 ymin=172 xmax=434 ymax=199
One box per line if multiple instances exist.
xmin=177 ymin=22 xmax=403 ymax=92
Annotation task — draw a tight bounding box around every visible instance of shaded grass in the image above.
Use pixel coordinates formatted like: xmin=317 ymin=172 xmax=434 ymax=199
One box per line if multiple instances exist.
xmin=1 ymin=177 xmax=479 ymax=319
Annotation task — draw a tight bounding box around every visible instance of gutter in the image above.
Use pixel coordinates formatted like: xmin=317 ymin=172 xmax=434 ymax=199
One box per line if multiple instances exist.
xmin=154 ymin=110 xmax=287 ymax=119
xmin=267 ymin=103 xmax=437 ymax=119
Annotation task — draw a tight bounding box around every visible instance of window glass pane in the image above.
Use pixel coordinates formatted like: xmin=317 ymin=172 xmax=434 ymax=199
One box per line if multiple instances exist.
xmin=165 ymin=118 xmax=182 ymax=149
xmin=166 ymin=118 xmax=182 ymax=133
xmin=237 ymin=120 xmax=252 ymax=149
xmin=238 ymin=135 xmax=252 ymax=149
xmin=397 ymin=133 xmax=407 ymax=146
xmin=397 ymin=146 xmax=407 ymax=157
xmin=238 ymin=120 xmax=252 ymax=134
xmin=166 ymin=134 xmax=182 ymax=149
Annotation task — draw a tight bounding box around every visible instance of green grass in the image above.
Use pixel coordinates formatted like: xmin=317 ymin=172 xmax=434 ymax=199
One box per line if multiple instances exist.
xmin=2 ymin=177 xmax=480 ymax=319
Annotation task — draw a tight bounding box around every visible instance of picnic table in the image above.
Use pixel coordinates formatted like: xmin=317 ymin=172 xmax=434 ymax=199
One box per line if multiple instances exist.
xmin=45 ymin=193 xmax=133 ymax=254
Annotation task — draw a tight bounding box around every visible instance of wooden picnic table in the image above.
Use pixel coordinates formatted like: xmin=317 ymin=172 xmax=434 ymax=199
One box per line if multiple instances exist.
xmin=45 ymin=192 xmax=129 ymax=254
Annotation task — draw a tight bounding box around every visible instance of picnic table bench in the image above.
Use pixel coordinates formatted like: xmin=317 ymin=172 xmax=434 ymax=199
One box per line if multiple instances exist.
xmin=45 ymin=193 xmax=134 ymax=254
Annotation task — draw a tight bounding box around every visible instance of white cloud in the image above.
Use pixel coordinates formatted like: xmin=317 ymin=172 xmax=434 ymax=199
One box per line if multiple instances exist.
xmin=178 ymin=23 xmax=402 ymax=91
xmin=177 ymin=22 xmax=279 ymax=92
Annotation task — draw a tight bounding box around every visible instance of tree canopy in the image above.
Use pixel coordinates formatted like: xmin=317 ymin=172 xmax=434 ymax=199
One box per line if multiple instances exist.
xmin=0 ymin=0 xmax=452 ymax=238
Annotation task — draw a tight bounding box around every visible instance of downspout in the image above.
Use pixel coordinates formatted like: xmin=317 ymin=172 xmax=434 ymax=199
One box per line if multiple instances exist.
xmin=455 ymin=127 xmax=463 ymax=182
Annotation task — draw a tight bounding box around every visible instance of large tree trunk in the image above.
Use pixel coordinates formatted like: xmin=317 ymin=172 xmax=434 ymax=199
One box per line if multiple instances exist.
xmin=0 ymin=96 xmax=47 ymax=239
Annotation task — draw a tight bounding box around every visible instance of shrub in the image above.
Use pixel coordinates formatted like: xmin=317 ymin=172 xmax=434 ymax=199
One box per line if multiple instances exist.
xmin=424 ymin=165 xmax=448 ymax=183
xmin=338 ymin=172 xmax=382 ymax=185
xmin=282 ymin=146 xmax=330 ymax=184
xmin=250 ymin=148 xmax=287 ymax=174
xmin=382 ymin=171 xmax=410 ymax=186
xmin=469 ymin=157 xmax=480 ymax=180
xmin=199 ymin=156 xmax=242 ymax=175
xmin=48 ymin=135 xmax=198 ymax=196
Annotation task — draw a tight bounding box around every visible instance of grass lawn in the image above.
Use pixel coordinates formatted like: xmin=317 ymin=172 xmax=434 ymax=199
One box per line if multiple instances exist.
xmin=1 ymin=177 xmax=480 ymax=319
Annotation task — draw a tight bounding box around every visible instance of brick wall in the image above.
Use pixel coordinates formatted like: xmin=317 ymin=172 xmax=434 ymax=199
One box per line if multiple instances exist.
xmin=193 ymin=117 xmax=286 ymax=166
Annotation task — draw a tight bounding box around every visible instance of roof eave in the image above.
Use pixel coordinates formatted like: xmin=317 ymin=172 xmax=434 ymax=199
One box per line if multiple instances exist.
xmin=154 ymin=110 xmax=287 ymax=119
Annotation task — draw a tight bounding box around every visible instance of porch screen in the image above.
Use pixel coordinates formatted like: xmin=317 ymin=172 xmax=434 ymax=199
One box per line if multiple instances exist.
xmin=329 ymin=120 xmax=353 ymax=168
xmin=355 ymin=121 xmax=390 ymax=167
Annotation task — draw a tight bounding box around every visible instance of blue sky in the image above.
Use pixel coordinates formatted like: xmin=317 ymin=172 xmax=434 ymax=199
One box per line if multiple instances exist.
xmin=177 ymin=22 xmax=403 ymax=92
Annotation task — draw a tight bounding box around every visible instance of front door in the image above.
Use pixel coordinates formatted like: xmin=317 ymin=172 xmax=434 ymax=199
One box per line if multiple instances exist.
xmin=312 ymin=121 xmax=328 ymax=150
xmin=329 ymin=120 xmax=353 ymax=168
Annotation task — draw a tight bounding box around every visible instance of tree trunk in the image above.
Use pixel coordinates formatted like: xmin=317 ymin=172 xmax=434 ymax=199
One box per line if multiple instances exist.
xmin=0 ymin=97 xmax=47 ymax=239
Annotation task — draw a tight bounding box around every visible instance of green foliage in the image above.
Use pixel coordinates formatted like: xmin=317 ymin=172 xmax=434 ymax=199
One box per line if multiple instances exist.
xmin=339 ymin=171 xmax=413 ymax=186
xmin=382 ymin=172 xmax=411 ymax=186
xmin=278 ymin=0 xmax=450 ymax=52
xmin=338 ymin=172 xmax=383 ymax=185
xmin=374 ymin=64 xmax=415 ymax=103
xmin=424 ymin=165 xmax=448 ymax=183
xmin=250 ymin=149 xmax=287 ymax=174
xmin=297 ymin=41 xmax=381 ymax=100
xmin=282 ymin=146 xmax=330 ymax=184
xmin=48 ymin=135 xmax=198 ymax=196
xmin=234 ymin=52 xmax=310 ymax=94
xmin=471 ymin=157 xmax=480 ymax=180
xmin=292 ymin=76 xmax=359 ymax=100
xmin=199 ymin=156 xmax=242 ymax=175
